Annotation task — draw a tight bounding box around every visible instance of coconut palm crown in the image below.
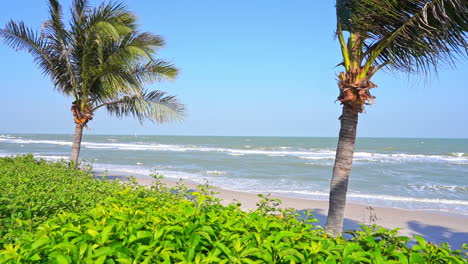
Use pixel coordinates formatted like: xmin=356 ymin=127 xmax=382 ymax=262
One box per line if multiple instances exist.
xmin=327 ymin=0 xmax=467 ymax=234
xmin=1 ymin=0 xmax=185 ymax=163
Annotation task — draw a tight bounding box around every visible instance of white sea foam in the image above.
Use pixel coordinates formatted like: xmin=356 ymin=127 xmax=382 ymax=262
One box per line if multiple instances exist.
xmin=93 ymin=164 xmax=153 ymax=176
xmin=0 ymin=135 xmax=18 ymax=139
xmin=0 ymin=153 xmax=21 ymax=157
xmin=0 ymin=152 xmax=69 ymax=161
xmin=408 ymin=184 xmax=468 ymax=192
xmin=35 ymin=155 xmax=69 ymax=161
xmin=243 ymin=189 xmax=468 ymax=206
xmin=1 ymin=136 xmax=467 ymax=164
xmin=348 ymin=193 xmax=468 ymax=206
xmin=352 ymin=152 xmax=468 ymax=163
xmin=206 ymin=170 xmax=227 ymax=176
xmin=93 ymin=164 xmax=207 ymax=183
xmin=0 ymin=138 xmax=71 ymax=146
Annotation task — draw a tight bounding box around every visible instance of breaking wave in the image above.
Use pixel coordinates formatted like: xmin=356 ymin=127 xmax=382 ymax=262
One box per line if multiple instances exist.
xmin=1 ymin=135 xmax=467 ymax=164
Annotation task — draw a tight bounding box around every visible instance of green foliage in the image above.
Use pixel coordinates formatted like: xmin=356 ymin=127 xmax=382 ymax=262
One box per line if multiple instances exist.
xmin=0 ymin=155 xmax=126 ymax=244
xmin=1 ymin=156 xmax=467 ymax=263
xmin=336 ymin=0 xmax=468 ymax=76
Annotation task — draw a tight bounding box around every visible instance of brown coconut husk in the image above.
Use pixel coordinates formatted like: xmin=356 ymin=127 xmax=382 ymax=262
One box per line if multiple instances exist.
xmin=71 ymin=102 xmax=93 ymax=126
xmin=337 ymin=70 xmax=377 ymax=113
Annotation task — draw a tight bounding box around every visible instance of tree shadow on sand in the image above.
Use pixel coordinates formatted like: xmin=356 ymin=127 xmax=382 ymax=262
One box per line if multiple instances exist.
xmin=295 ymin=209 xmax=467 ymax=250
xmin=407 ymin=221 xmax=468 ymax=250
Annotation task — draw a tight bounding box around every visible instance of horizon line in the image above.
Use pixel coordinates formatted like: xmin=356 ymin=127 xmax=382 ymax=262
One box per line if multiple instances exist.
xmin=1 ymin=132 xmax=467 ymax=140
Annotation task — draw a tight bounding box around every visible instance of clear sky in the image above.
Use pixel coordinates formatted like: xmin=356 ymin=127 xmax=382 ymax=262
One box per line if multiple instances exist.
xmin=1 ymin=0 xmax=467 ymax=138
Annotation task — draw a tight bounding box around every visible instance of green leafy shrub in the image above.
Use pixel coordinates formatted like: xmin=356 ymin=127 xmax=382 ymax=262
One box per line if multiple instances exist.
xmin=0 ymin=155 xmax=466 ymax=263
xmin=0 ymin=155 xmax=127 ymax=244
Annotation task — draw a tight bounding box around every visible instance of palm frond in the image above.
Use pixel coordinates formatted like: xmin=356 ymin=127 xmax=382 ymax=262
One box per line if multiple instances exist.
xmin=102 ymin=90 xmax=185 ymax=123
xmin=338 ymin=0 xmax=468 ymax=74
xmin=3 ymin=0 xmax=183 ymax=126
xmin=88 ymin=1 xmax=136 ymax=34
xmin=0 ymin=20 xmax=76 ymax=94
xmin=43 ymin=0 xmax=80 ymax=96
xmin=132 ymin=60 xmax=179 ymax=83
xmin=134 ymin=32 xmax=165 ymax=48
xmin=1 ymin=21 xmax=46 ymax=58
xmin=71 ymin=0 xmax=89 ymax=27
xmin=91 ymin=67 xmax=143 ymax=101
xmin=373 ymin=0 xmax=468 ymax=73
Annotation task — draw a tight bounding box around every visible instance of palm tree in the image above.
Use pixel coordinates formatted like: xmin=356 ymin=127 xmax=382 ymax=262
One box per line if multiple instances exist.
xmin=327 ymin=0 xmax=467 ymax=234
xmin=1 ymin=0 xmax=184 ymax=164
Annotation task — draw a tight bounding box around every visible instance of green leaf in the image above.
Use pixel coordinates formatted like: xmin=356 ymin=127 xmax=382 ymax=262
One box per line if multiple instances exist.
xmin=240 ymin=258 xmax=259 ymax=264
xmin=196 ymin=231 xmax=212 ymax=243
xmin=30 ymin=254 xmax=42 ymax=261
xmin=409 ymin=253 xmax=425 ymax=264
xmin=136 ymin=231 xmax=152 ymax=240
xmin=55 ymin=254 xmax=69 ymax=264
xmin=239 ymin=247 xmax=263 ymax=258
xmin=215 ymin=242 xmax=234 ymax=259
xmin=267 ymin=222 xmax=283 ymax=230
xmin=186 ymin=247 xmax=196 ymax=262
xmin=279 ymin=248 xmax=305 ymax=262
xmin=87 ymin=229 xmax=99 ymax=237
xmin=100 ymin=223 xmax=115 ymax=244
xmin=93 ymin=247 xmax=113 ymax=258
xmin=414 ymin=236 xmax=427 ymax=249
xmin=79 ymin=243 xmax=88 ymax=258
xmin=185 ymin=205 xmax=195 ymax=216
xmin=94 ymin=255 xmax=107 ymax=264
xmin=274 ymin=231 xmax=296 ymax=245
xmin=30 ymin=236 xmax=50 ymax=250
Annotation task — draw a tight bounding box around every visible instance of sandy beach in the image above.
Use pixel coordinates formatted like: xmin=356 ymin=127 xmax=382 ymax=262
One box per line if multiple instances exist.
xmin=97 ymin=173 xmax=468 ymax=250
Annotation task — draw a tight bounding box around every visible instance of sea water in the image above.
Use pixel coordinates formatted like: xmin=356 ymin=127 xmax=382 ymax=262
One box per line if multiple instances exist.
xmin=1 ymin=134 xmax=467 ymax=215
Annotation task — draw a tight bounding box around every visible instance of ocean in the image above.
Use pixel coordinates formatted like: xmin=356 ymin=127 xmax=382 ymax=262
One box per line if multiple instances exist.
xmin=1 ymin=134 xmax=467 ymax=215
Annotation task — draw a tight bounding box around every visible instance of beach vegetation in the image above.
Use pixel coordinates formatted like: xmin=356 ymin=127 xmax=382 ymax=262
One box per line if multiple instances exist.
xmin=327 ymin=0 xmax=468 ymax=234
xmin=0 ymin=0 xmax=184 ymax=164
xmin=0 ymin=154 xmax=126 ymax=244
xmin=1 ymin=155 xmax=467 ymax=263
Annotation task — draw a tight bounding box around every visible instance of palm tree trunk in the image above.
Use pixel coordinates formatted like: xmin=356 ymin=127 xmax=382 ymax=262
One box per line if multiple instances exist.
xmin=70 ymin=123 xmax=84 ymax=165
xmin=326 ymin=103 xmax=359 ymax=234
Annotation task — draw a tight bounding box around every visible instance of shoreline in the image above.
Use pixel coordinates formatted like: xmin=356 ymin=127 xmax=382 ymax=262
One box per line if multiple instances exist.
xmin=95 ymin=171 xmax=468 ymax=249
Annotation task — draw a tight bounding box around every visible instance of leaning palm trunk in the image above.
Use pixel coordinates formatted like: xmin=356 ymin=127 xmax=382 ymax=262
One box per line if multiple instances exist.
xmin=326 ymin=104 xmax=358 ymax=234
xmin=70 ymin=102 xmax=93 ymax=164
xmin=70 ymin=123 xmax=84 ymax=164
xmin=326 ymin=68 xmax=376 ymax=234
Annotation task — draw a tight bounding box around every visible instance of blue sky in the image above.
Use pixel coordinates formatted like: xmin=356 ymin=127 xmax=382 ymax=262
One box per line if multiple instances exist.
xmin=1 ymin=0 xmax=467 ymax=138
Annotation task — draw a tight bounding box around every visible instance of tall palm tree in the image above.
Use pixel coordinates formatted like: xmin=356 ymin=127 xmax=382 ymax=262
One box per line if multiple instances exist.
xmin=327 ymin=0 xmax=467 ymax=234
xmin=1 ymin=0 xmax=184 ymax=164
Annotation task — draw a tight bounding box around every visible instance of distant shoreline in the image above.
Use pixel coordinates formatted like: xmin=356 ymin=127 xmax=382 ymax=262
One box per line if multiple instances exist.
xmin=3 ymin=133 xmax=468 ymax=140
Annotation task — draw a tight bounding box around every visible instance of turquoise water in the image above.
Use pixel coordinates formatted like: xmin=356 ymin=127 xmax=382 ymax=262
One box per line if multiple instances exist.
xmin=1 ymin=134 xmax=467 ymax=215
